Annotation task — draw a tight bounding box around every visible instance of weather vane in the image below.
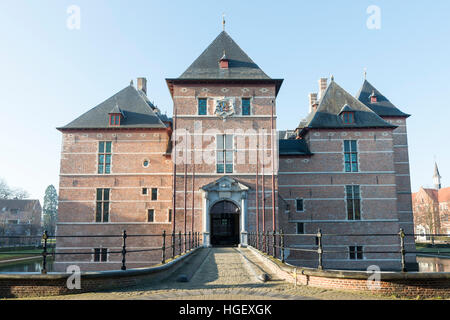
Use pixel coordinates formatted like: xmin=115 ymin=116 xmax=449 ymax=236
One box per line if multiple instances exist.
xmin=222 ymin=13 xmax=225 ymax=31
xmin=364 ymin=67 xmax=367 ymax=80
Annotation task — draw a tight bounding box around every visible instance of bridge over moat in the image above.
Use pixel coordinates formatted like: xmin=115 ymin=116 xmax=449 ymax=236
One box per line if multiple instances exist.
xmin=31 ymin=247 xmax=387 ymax=300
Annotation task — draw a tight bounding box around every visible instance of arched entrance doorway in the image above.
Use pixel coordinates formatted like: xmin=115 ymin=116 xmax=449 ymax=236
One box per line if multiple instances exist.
xmin=210 ymin=200 xmax=240 ymax=246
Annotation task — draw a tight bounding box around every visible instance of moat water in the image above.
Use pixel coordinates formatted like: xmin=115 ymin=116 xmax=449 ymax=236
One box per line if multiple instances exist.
xmin=0 ymin=256 xmax=448 ymax=273
xmin=0 ymin=258 xmax=54 ymax=273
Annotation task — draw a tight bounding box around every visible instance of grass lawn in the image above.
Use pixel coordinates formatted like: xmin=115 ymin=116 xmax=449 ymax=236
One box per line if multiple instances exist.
xmin=0 ymin=249 xmax=42 ymax=262
xmin=416 ymin=243 xmax=450 ymax=257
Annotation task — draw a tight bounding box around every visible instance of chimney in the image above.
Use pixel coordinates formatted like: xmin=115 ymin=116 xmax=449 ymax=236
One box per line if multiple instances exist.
xmin=318 ymin=78 xmax=328 ymax=100
xmin=308 ymin=93 xmax=318 ymax=113
xmin=137 ymin=77 xmax=147 ymax=94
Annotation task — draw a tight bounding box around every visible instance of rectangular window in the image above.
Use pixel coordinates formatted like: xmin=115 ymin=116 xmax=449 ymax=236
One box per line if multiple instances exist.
xmin=349 ymin=246 xmax=363 ymax=260
xmin=168 ymin=209 xmax=172 ymax=222
xmin=216 ymin=134 xmax=233 ymax=173
xmin=346 ymin=185 xmax=361 ymax=220
xmin=296 ymin=222 xmax=304 ymax=234
xmin=151 ymin=188 xmax=158 ymax=201
xmin=94 ymin=248 xmax=108 ymax=262
xmin=142 ymin=188 xmax=148 ymax=195
xmin=198 ymin=98 xmax=207 ymax=115
xmin=147 ymin=209 xmax=154 ymax=222
xmin=344 ymin=140 xmax=358 ymax=172
xmin=342 ymin=112 xmax=354 ymax=124
xmin=98 ymin=141 xmax=112 ymax=174
xmin=109 ymin=115 xmax=120 ymax=125
xmin=296 ymin=199 xmax=304 ymax=212
xmin=95 ymin=188 xmax=110 ymax=222
xmin=242 ymin=98 xmax=251 ymax=115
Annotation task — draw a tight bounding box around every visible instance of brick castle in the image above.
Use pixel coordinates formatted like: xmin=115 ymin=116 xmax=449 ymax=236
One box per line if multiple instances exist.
xmin=55 ymin=30 xmax=417 ymax=271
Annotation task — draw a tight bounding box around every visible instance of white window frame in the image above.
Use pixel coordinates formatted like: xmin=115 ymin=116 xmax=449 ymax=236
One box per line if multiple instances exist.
xmin=295 ymin=198 xmax=304 ymax=212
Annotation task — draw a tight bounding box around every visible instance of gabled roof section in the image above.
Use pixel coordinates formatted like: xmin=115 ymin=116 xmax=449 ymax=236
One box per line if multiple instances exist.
xmin=356 ymin=80 xmax=410 ymax=117
xmin=109 ymin=103 xmax=124 ymax=116
xmin=178 ymin=31 xmax=270 ymax=80
xmin=59 ymin=85 xmax=168 ymax=130
xmin=339 ymin=104 xmax=353 ymax=114
xmin=298 ymin=80 xmax=396 ymax=131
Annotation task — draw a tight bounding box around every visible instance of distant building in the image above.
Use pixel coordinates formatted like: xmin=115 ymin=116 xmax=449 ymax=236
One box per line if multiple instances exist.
xmin=412 ymin=163 xmax=450 ymax=241
xmin=0 ymin=199 xmax=42 ymax=246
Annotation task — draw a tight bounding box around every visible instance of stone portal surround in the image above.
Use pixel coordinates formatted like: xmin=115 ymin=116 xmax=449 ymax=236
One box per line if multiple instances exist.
xmin=201 ymin=177 xmax=249 ymax=247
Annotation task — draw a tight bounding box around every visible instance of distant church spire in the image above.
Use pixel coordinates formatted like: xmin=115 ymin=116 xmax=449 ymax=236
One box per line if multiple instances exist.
xmin=433 ymin=162 xmax=442 ymax=190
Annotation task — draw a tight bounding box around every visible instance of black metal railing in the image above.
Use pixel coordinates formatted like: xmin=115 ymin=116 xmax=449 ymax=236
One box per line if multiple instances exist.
xmin=0 ymin=230 xmax=202 ymax=274
xmin=247 ymin=229 xmax=450 ymax=272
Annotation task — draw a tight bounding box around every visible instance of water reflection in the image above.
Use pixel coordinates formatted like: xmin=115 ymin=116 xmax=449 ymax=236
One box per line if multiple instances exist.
xmin=417 ymin=256 xmax=450 ymax=272
xmin=0 ymin=259 xmax=54 ymax=273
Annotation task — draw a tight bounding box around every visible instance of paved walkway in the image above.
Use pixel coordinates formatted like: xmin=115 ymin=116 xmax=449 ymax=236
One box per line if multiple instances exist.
xmin=32 ymin=247 xmax=395 ymax=300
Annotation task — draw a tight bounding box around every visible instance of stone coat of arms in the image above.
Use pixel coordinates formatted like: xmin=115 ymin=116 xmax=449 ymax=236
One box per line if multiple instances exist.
xmin=214 ymin=98 xmax=235 ymax=119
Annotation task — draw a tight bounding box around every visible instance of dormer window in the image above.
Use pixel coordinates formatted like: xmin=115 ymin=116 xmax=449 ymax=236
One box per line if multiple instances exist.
xmin=108 ymin=104 xmax=124 ymax=126
xmin=109 ymin=114 xmax=121 ymax=126
xmin=219 ymin=51 xmax=229 ymax=69
xmin=369 ymin=90 xmax=377 ymax=103
xmin=339 ymin=104 xmax=354 ymax=124
xmin=342 ymin=112 xmax=354 ymax=124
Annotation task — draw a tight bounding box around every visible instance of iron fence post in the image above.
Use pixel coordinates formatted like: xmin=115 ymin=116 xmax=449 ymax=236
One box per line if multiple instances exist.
xmin=272 ymin=231 xmax=276 ymax=258
xmin=172 ymin=231 xmax=175 ymax=258
xmin=258 ymin=232 xmax=263 ymax=251
xmin=281 ymin=229 xmax=285 ymax=263
xmin=399 ymin=228 xmax=406 ymax=272
xmin=265 ymin=231 xmax=268 ymax=254
xmin=162 ymin=230 xmax=166 ymax=264
xmin=262 ymin=232 xmax=265 ymax=253
xmin=317 ymin=228 xmax=323 ymax=270
xmin=188 ymin=231 xmax=191 ymax=251
xmin=121 ymin=230 xmax=127 ymax=271
xmin=41 ymin=230 xmax=48 ymax=274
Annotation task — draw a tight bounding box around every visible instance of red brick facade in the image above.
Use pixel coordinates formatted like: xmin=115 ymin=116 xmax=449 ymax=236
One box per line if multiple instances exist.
xmin=55 ymin=30 xmax=416 ymax=272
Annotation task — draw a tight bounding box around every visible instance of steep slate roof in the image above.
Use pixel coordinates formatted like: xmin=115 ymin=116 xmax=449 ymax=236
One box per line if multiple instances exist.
xmin=298 ymin=80 xmax=396 ymax=131
xmin=279 ymin=139 xmax=312 ymax=156
xmin=0 ymin=199 xmax=41 ymax=212
xmin=356 ymin=80 xmax=410 ymax=117
xmin=178 ymin=31 xmax=270 ymax=80
xmin=59 ymin=85 xmax=168 ymax=130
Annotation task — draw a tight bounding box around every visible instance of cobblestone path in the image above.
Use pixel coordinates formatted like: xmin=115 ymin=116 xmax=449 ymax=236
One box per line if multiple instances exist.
xmin=30 ymin=247 xmax=396 ymax=300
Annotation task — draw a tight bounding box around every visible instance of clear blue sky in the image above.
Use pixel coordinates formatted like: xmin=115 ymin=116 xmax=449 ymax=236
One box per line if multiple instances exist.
xmin=1 ymin=0 xmax=449 ymax=204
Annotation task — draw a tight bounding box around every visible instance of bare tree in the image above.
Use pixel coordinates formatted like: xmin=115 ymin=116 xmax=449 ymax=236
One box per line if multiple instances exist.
xmin=415 ymin=196 xmax=440 ymax=244
xmin=0 ymin=178 xmax=29 ymax=199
